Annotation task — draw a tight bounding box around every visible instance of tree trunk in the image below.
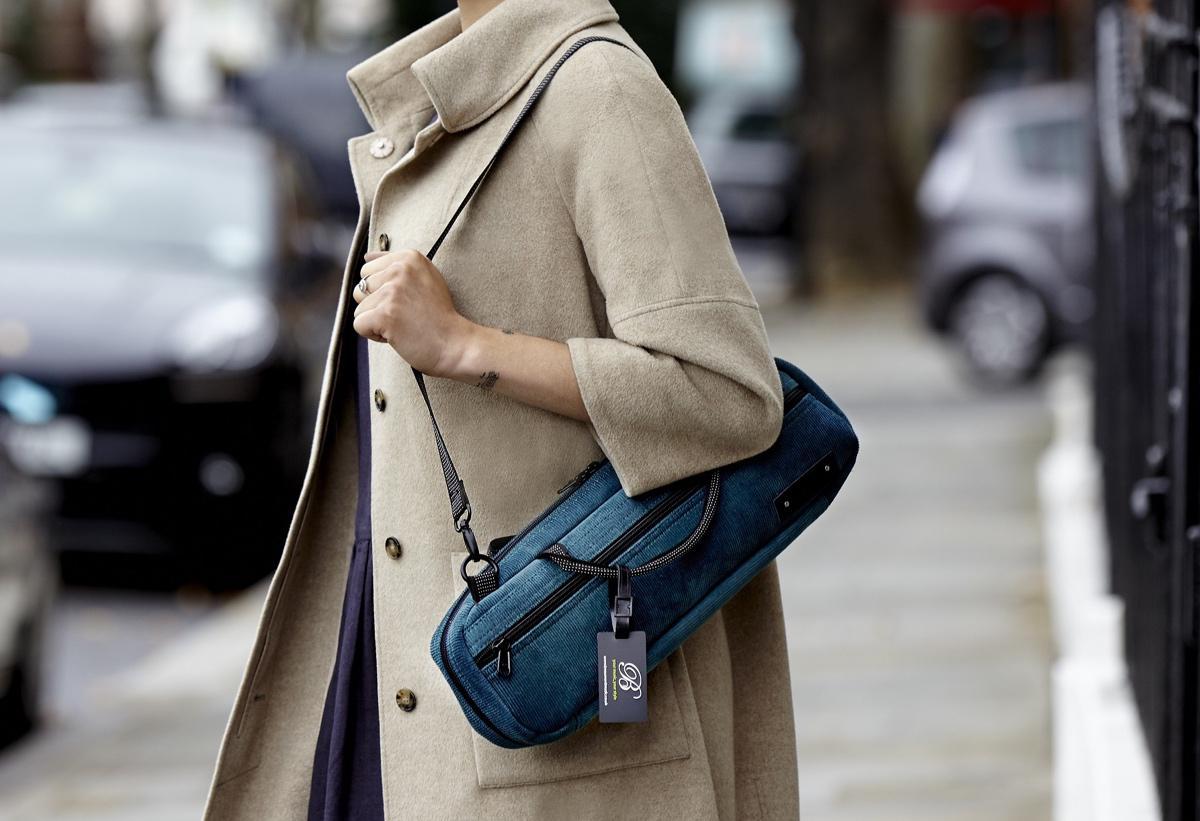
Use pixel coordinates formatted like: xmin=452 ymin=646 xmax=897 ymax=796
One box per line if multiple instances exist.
xmin=793 ymin=0 xmax=914 ymax=292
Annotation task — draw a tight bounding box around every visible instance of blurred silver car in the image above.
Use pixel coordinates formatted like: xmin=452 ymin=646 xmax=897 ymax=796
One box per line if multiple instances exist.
xmin=917 ymin=83 xmax=1094 ymax=385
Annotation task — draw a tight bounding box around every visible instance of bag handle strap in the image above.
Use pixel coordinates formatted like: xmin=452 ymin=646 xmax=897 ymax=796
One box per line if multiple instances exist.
xmin=536 ymin=469 xmax=722 ymax=579
xmin=410 ymin=35 xmax=634 ymax=600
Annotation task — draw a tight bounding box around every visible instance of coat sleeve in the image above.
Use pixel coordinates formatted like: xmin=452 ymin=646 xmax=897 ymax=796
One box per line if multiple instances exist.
xmin=533 ymin=42 xmax=785 ymax=498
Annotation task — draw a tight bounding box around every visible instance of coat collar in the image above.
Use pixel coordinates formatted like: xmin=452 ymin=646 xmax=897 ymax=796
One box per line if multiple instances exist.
xmin=346 ymin=0 xmax=620 ymax=135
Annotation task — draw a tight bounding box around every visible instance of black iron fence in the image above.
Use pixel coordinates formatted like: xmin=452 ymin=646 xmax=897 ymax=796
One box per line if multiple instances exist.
xmin=1093 ymin=0 xmax=1199 ymax=816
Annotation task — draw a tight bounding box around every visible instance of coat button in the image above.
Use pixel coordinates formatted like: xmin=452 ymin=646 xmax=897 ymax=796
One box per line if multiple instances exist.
xmin=384 ymin=537 xmax=402 ymax=560
xmin=378 ymin=232 xmax=390 ymax=252
xmin=370 ymin=136 xmax=395 ymax=159
xmin=373 ymin=388 xmax=386 ymax=412
xmin=395 ymin=688 xmax=417 ymax=712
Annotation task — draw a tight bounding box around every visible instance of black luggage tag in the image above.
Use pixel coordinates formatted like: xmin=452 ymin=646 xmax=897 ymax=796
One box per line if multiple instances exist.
xmin=598 ymin=565 xmax=647 ymax=723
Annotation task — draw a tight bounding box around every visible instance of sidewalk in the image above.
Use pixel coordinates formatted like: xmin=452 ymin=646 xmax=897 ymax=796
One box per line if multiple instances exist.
xmin=0 ymin=289 xmax=1055 ymax=820
xmin=765 ymin=293 xmax=1054 ymax=820
xmin=0 ymin=588 xmax=262 ymax=821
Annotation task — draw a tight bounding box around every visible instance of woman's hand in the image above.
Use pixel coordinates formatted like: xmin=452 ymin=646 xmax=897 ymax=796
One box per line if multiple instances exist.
xmin=352 ymin=248 xmax=476 ymax=377
xmin=352 ymin=247 xmax=590 ymax=423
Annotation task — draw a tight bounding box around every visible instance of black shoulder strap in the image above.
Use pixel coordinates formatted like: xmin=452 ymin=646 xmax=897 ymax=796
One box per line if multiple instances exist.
xmin=409 ymin=35 xmax=633 ymax=599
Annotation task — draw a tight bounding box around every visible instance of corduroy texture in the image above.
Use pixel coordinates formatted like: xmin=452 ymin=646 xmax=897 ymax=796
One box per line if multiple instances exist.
xmin=431 ymin=362 xmax=857 ymax=750
xmin=204 ymin=1 xmax=800 ymax=819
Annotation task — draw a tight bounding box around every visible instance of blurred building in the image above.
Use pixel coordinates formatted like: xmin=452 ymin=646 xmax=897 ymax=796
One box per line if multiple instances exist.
xmin=0 ymin=0 xmax=390 ymax=104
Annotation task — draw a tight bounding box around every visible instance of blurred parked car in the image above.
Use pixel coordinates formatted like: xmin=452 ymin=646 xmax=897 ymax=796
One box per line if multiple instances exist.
xmin=0 ymin=98 xmax=338 ymax=588
xmin=235 ymin=51 xmax=373 ymax=224
xmin=0 ymin=447 xmax=53 ymax=745
xmin=917 ymin=83 xmax=1094 ymax=385
xmin=688 ymin=91 xmax=800 ymax=238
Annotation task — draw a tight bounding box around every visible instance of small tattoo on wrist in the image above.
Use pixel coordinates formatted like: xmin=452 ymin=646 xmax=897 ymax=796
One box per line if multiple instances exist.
xmin=476 ymin=371 xmax=499 ymax=390
xmin=501 ymin=328 xmax=515 ymax=335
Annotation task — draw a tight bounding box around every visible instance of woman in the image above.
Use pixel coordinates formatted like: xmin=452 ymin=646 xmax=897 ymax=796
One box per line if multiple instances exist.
xmin=205 ymin=0 xmax=799 ymax=818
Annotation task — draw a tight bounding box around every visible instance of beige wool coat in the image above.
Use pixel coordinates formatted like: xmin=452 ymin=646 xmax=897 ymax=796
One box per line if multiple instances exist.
xmin=205 ymin=1 xmax=800 ymax=818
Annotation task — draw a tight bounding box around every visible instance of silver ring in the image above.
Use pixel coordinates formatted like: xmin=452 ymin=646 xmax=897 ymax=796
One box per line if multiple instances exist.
xmin=358 ymin=276 xmax=370 ymax=295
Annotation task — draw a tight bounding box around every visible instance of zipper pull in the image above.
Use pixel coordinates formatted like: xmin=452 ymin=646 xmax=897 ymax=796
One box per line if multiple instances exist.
xmin=493 ymin=637 xmax=512 ymax=678
xmin=557 ymin=460 xmax=603 ymax=494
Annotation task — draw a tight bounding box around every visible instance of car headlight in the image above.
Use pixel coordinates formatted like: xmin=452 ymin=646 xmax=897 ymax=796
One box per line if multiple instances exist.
xmin=172 ymin=296 xmax=280 ymax=374
xmin=0 ymin=375 xmax=57 ymax=425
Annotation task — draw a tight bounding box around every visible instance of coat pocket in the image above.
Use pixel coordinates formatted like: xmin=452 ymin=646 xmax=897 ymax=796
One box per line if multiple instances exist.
xmin=448 ymin=550 xmax=694 ymax=788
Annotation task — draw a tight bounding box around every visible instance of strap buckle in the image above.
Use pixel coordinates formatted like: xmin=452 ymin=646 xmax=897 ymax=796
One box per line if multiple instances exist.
xmin=458 ymin=518 xmax=501 ymax=602
xmin=460 ymin=551 xmax=498 ymax=585
xmin=460 ymin=550 xmax=499 ymax=602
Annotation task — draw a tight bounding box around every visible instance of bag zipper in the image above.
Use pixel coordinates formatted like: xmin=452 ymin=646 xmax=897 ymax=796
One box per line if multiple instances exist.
xmin=487 ymin=378 xmax=801 ymax=566
xmin=431 ymin=458 xmax=607 ymax=746
xmin=557 ymin=459 xmax=604 ymax=494
xmin=438 ymin=592 xmax=521 ymax=745
xmin=477 ymin=381 xmax=808 ymax=679
xmin=476 ymin=478 xmax=703 ymax=677
xmin=484 ymin=459 xmax=605 ymax=562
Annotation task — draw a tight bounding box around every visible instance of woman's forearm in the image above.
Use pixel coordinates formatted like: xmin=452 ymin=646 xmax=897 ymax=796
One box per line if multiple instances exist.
xmin=351 ymin=248 xmax=589 ymax=422
xmin=440 ymin=320 xmax=590 ymax=422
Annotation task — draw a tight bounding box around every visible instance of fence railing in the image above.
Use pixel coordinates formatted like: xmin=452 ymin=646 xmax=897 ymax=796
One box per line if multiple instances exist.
xmin=1092 ymin=0 xmax=1199 ymax=817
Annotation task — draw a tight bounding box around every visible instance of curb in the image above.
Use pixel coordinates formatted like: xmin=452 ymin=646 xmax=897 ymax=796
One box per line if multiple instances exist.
xmin=1037 ymin=359 xmax=1159 ymax=821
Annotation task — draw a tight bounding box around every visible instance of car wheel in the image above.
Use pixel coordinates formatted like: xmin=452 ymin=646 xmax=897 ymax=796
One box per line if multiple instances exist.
xmin=948 ymin=272 xmax=1051 ymax=386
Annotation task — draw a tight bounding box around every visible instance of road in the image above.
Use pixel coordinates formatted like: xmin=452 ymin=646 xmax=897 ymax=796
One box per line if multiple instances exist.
xmin=40 ymin=586 xmax=221 ymax=724
xmin=0 ymin=280 xmax=1055 ymax=820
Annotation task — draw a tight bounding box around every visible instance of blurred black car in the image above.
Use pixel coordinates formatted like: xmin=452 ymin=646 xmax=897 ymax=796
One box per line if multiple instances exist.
xmin=235 ymin=51 xmax=373 ymax=225
xmin=0 ymin=105 xmax=337 ymax=588
xmin=916 ymin=83 xmax=1094 ymax=385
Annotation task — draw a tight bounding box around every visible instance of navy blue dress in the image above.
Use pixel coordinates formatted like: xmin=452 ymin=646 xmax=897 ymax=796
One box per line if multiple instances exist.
xmin=309 ymin=109 xmax=438 ymax=820
xmin=307 ymin=328 xmax=385 ymax=820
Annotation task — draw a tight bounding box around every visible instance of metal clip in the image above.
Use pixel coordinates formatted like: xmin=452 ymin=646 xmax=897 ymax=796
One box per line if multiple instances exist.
xmin=460 ymin=521 xmax=481 ymax=559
